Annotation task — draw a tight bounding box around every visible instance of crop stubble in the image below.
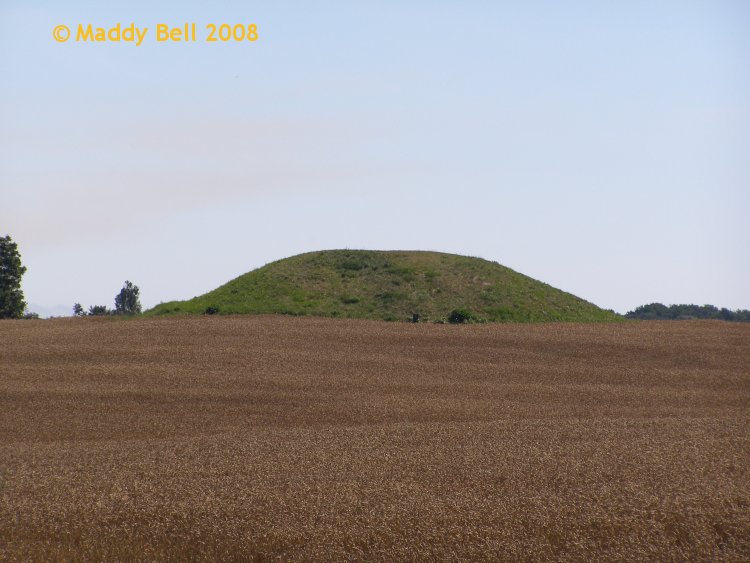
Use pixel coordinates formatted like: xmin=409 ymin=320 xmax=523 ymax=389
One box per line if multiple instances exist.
xmin=1 ymin=317 xmax=748 ymax=560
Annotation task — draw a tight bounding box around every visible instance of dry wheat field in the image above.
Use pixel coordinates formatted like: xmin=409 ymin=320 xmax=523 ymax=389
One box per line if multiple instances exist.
xmin=1 ymin=316 xmax=749 ymax=561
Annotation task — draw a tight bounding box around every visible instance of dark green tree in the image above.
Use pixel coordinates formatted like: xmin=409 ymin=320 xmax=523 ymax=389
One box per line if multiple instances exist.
xmin=73 ymin=303 xmax=84 ymax=317
xmin=114 ymin=280 xmax=141 ymax=315
xmin=0 ymin=235 xmax=27 ymax=319
xmin=88 ymin=305 xmax=110 ymax=316
xmin=626 ymin=302 xmax=750 ymax=322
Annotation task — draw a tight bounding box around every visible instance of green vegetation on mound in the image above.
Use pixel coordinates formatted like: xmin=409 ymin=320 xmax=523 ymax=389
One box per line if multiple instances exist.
xmin=147 ymin=250 xmax=619 ymax=323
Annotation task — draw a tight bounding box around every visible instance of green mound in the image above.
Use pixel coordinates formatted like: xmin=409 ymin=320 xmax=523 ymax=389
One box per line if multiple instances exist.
xmin=147 ymin=250 xmax=618 ymax=322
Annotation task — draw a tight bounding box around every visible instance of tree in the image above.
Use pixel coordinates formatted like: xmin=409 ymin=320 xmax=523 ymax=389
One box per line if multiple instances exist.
xmin=0 ymin=235 xmax=27 ymax=319
xmin=73 ymin=303 xmax=84 ymax=317
xmin=626 ymin=303 xmax=750 ymax=322
xmin=625 ymin=303 xmax=670 ymax=320
xmin=88 ymin=305 xmax=110 ymax=316
xmin=114 ymin=280 xmax=141 ymax=315
xmin=448 ymin=309 xmax=474 ymax=324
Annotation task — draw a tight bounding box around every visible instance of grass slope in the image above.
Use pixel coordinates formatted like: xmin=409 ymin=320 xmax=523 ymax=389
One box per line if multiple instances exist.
xmin=147 ymin=250 xmax=618 ymax=322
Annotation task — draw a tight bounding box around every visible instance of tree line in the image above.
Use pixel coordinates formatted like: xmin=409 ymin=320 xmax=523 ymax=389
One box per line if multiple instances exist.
xmin=625 ymin=303 xmax=750 ymax=322
xmin=1 ymin=234 xmax=141 ymax=319
xmin=73 ymin=280 xmax=142 ymax=316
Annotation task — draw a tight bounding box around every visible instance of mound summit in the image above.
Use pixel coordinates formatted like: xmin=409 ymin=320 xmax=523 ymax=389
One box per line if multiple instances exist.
xmin=147 ymin=250 xmax=617 ymax=322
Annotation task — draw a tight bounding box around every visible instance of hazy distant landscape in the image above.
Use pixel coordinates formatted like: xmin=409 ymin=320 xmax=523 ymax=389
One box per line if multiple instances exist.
xmin=1 ymin=316 xmax=748 ymax=560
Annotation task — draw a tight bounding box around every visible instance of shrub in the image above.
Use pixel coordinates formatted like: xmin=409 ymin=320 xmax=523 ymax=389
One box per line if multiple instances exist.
xmin=338 ymin=253 xmax=374 ymax=271
xmin=375 ymin=292 xmax=404 ymax=303
xmin=204 ymin=306 xmax=220 ymax=315
xmin=88 ymin=305 xmax=111 ymax=316
xmin=388 ymin=267 xmax=415 ymax=282
xmin=448 ymin=309 xmax=474 ymax=324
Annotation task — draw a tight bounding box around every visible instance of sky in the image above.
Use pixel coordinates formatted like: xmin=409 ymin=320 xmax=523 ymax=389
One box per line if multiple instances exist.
xmin=1 ymin=1 xmax=748 ymax=317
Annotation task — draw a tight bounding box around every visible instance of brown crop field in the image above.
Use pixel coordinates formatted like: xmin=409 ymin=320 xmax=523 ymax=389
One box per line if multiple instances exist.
xmin=1 ymin=316 xmax=749 ymax=561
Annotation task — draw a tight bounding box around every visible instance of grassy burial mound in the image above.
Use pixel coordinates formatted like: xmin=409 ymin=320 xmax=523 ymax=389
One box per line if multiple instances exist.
xmin=147 ymin=250 xmax=618 ymax=322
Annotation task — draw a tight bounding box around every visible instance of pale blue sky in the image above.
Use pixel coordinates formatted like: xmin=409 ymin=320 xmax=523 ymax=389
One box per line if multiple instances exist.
xmin=1 ymin=1 xmax=748 ymax=316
